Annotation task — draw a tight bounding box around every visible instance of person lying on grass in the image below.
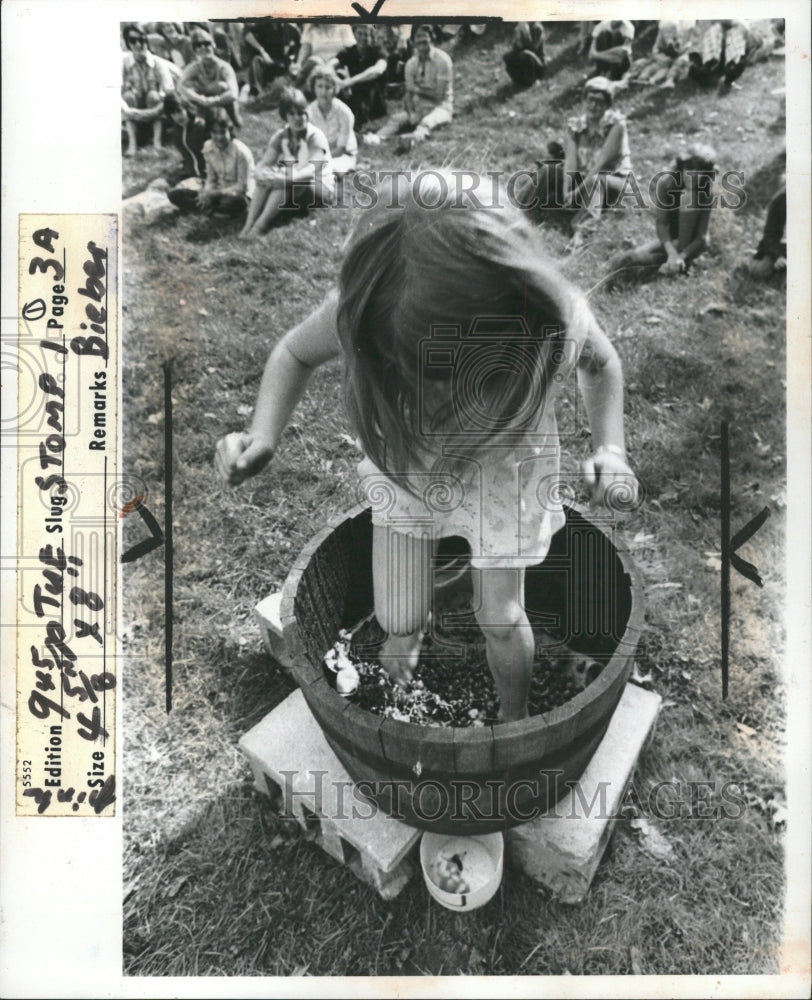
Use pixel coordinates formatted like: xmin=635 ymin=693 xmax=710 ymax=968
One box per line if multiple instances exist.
xmin=170 ymin=109 xmax=254 ymax=218
xmin=239 ymin=87 xmax=335 ymax=239
xmin=605 ymin=143 xmax=718 ymax=286
xmin=215 ymin=172 xmax=637 ymax=722
xmin=626 ymin=19 xmax=698 ymax=89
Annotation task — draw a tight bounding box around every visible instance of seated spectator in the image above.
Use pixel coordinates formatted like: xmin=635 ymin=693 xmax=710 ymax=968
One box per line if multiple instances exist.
xmin=503 ymin=22 xmax=546 ymax=89
xmin=606 ymin=144 xmax=718 ymax=285
xmin=748 ymin=18 xmax=785 ymax=62
xmin=121 ymin=24 xmax=175 ymax=155
xmin=243 ymin=19 xmax=300 ymax=98
xmin=179 ymin=29 xmax=242 ymax=129
xmin=214 ymin=21 xmax=247 ymax=77
xmin=578 ymin=21 xmax=595 ymax=58
xmin=291 ymin=22 xmax=357 ymax=96
xmin=687 ymin=20 xmax=758 ymax=93
xmin=517 ymin=77 xmax=633 ymax=246
xmin=749 ymin=186 xmax=786 ymax=278
xmin=162 ymin=92 xmax=210 ymax=206
xmin=374 ymin=24 xmax=412 ymax=101
xmin=147 ymin=22 xmax=194 ymax=69
xmin=307 ymin=67 xmax=357 ymax=177
xmin=363 ymin=25 xmax=453 ymax=151
xmin=589 ymin=20 xmax=634 ymax=81
xmin=330 ymin=24 xmax=388 ymax=128
xmin=240 ymin=88 xmax=335 ymax=239
xmin=168 ymin=109 xmax=254 ymax=218
xmin=627 ymin=20 xmax=698 ymax=88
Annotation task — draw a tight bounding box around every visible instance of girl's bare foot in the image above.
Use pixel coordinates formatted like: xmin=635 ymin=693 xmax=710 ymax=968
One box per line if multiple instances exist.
xmin=379 ymin=631 xmax=424 ymax=687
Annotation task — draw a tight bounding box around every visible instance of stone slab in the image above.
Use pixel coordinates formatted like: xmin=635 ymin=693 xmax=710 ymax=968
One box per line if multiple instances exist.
xmin=254 ymin=592 xmax=295 ymax=671
xmin=506 ymin=682 xmax=662 ymax=903
xmin=239 ymin=689 xmax=421 ymax=876
xmin=121 ymin=188 xmax=178 ymax=226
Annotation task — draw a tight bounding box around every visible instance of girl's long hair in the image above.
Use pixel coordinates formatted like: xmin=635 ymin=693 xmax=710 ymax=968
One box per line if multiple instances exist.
xmin=338 ymin=173 xmax=587 ymax=492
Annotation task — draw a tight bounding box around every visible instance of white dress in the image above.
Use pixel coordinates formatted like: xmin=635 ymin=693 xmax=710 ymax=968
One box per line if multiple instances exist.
xmin=356 ymin=398 xmax=567 ymax=570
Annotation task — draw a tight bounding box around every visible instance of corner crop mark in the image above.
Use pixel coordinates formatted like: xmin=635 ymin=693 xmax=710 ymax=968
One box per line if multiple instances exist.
xmin=352 ymin=0 xmax=387 ymax=21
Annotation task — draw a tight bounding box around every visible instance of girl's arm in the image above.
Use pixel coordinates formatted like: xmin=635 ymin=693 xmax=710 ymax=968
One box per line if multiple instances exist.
xmin=216 ymin=290 xmax=342 ymax=485
xmin=209 ymin=64 xmax=239 ymax=104
xmin=202 ymin=145 xmax=219 ymax=193
xmin=333 ymin=104 xmax=354 ymax=157
xmin=337 ymin=57 xmax=387 ymax=90
xmin=178 ymin=64 xmax=208 ymax=106
xmin=221 ymin=145 xmax=252 ymax=198
xmin=254 ymin=133 xmax=284 ymax=182
xmin=588 ymin=37 xmax=632 ymax=66
xmin=291 ymin=41 xmax=312 ymax=74
xmin=679 ymin=208 xmax=712 ymax=263
xmin=403 ymin=57 xmax=418 ymax=100
xmin=653 ymin=176 xmax=682 ymax=262
xmin=286 ymin=130 xmax=331 ymax=184
xmin=575 ymin=311 xmax=637 ymax=507
xmin=563 ymin=126 xmax=580 ymax=200
xmin=655 ymin=213 xmax=680 ymax=260
xmin=587 ymin=122 xmax=623 ymax=177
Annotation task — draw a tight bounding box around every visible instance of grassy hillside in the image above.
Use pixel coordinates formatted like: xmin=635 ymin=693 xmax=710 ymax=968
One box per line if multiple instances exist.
xmin=121 ymin=22 xmax=788 ymax=978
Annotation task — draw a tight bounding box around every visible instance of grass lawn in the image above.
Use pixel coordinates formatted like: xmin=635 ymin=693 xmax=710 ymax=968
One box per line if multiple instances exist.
xmin=121 ymin=22 xmax=790 ymax=979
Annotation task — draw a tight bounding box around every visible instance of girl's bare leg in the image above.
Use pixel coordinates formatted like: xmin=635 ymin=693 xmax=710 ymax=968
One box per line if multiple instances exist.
xmin=473 ymin=567 xmax=534 ymax=722
xmin=372 ymin=524 xmax=434 ymax=686
xmin=124 ymin=120 xmax=138 ymax=157
xmin=240 ymin=184 xmax=271 ymax=237
xmin=252 ymin=188 xmax=288 ymax=235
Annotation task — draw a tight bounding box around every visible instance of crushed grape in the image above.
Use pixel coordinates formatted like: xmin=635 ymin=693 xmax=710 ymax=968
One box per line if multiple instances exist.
xmin=325 ymin=599 xmax=604 ymax=727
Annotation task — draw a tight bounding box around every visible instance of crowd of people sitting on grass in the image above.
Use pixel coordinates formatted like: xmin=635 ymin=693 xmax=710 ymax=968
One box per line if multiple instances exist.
xmin=123 ymin=18 xmax=787 ymax=278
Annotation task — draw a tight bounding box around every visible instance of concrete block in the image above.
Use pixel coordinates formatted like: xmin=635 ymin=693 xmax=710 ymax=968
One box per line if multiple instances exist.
xmin=507 ymin=682 xmax=662 ymax=903
xmin=239 ymin=689 xmax=421 ymax=898
xmin=356 ymin=852 xmax=417 ymax=901
xmin=254 ymin=592 xmax=295 ymax=672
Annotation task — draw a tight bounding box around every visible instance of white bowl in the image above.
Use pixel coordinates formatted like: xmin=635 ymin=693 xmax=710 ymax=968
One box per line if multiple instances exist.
xmin=420 ymin=831 xmax=504 ymax=911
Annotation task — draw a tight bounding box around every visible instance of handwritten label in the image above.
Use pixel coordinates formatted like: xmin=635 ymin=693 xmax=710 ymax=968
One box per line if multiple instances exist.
xmin=16 ymin=215 xmax=118 ymax=816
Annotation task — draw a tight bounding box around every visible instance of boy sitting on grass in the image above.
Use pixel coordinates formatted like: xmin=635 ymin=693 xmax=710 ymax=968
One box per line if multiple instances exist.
xmin=169 ymin=109 xmax=254 ymax=219
xmin=606 ymin=144 xmax=717 ymax=286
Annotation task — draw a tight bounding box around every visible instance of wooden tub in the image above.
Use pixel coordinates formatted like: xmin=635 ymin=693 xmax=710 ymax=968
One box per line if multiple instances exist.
xmin=277 ymin=504 xmax=643 ymax=834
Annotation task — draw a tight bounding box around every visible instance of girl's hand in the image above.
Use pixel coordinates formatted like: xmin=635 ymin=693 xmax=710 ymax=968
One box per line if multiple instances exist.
xmin=582 ymin=447 xmax=639 ymax=511
xmin=215 ymin=431 xmax=274 ymax=486
xmin=255 ymin=166 xmax=280 ymax=184
xmin=659 ymin=256 xmax=685 ymax=277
